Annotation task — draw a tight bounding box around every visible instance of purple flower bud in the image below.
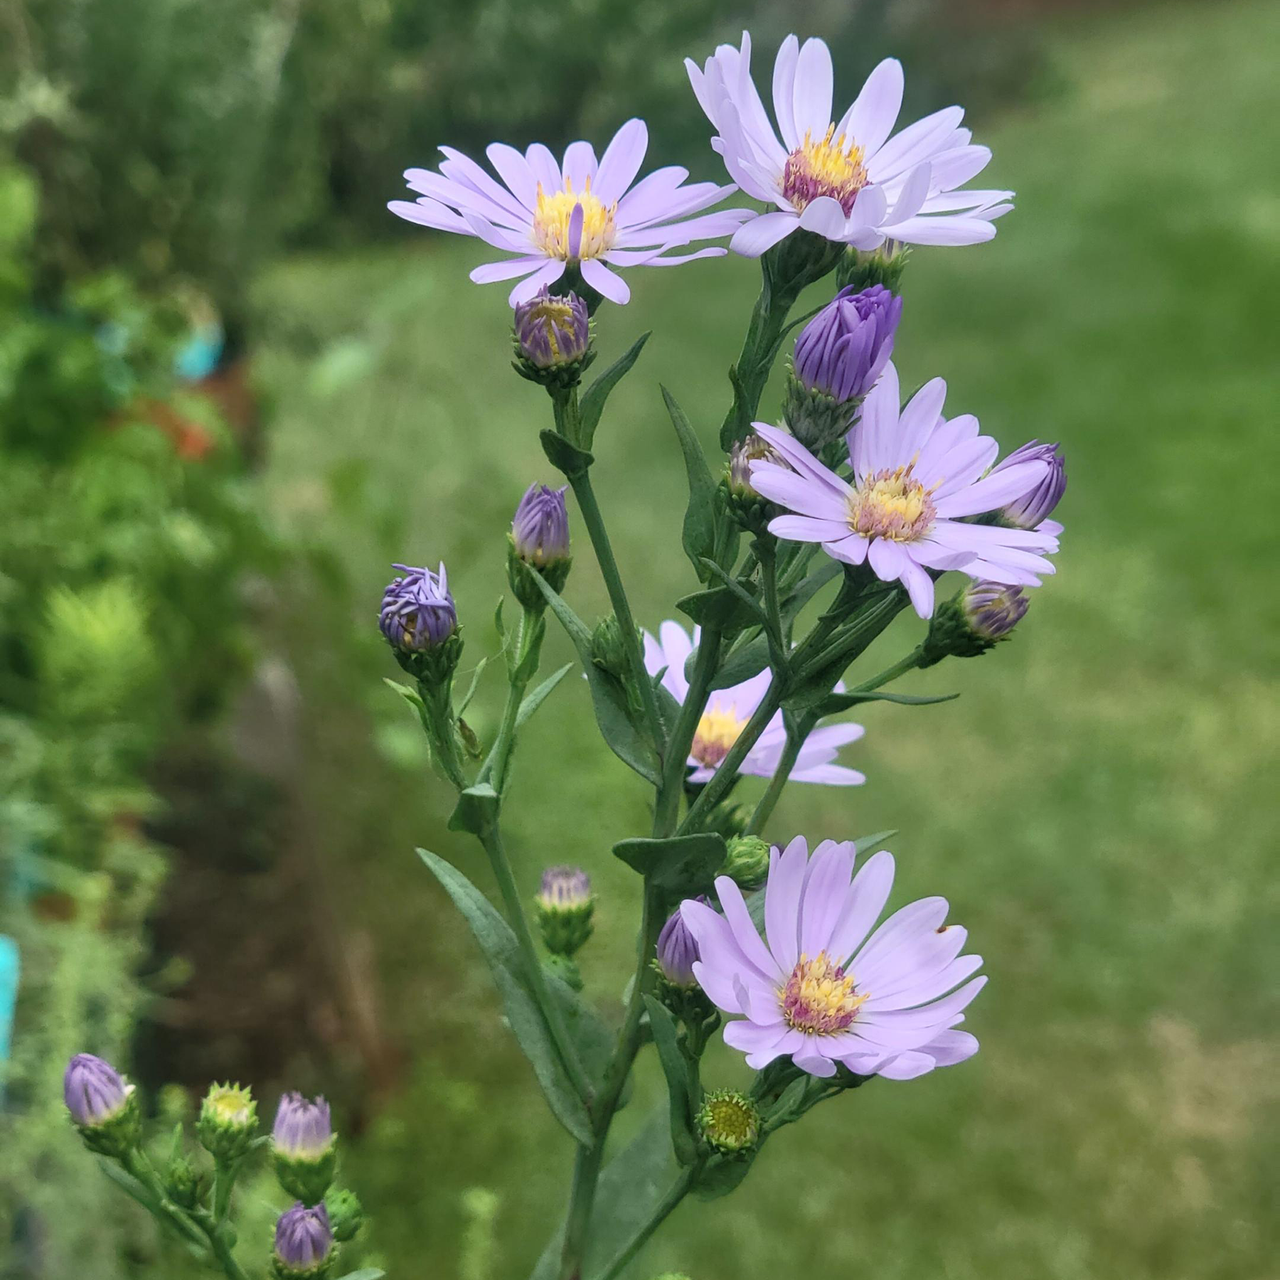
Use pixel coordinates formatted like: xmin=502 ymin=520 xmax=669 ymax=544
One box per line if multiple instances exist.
xmin=64 ymin=1053 xmax=129 ymax=1126
xmin=963 ymin=580 xmax=1029 ymax=640
xmin=537 ymin=865 xmax=591 ymax=909
xmin=273 ymin=1092 xmax=333 ymax=1161
xmin=274 ymin=1203 xmax=334 ymax=1273
xmin=793 ymin=284 xmax=902 ymax=403
xmin=655 ymin=905 xmax=700 ymax=988
xmin=992 ymin=440 xmax=1066 ymax=529
xmin=379 ymin=562 xmax=457 ymax=652
xmin=727 ymin=433 xmax=783 ymax=498
xmin=515 ymin=290 xmax=590 ymax=369
xmin=512 ymin=484 xmax=570 ymax=567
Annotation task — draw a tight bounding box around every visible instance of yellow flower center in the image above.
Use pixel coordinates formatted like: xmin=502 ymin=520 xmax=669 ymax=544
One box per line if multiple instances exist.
xmin=782 ymin=126 xmax=869 ymax=215
xmin=848 ymin=465 xmax=937 ymax=542
xmin=691 ymin=703 xmax=747 ymax=768
xmin=525 ymin=297 xmax=579 ymax=362
xmin=532 ymin=177 xmax=617 ymax=261
xmin=780 ymin=951 xmax=868 ymax=1035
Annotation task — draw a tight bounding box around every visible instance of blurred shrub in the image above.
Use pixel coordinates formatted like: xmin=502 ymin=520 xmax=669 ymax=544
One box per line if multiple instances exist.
xmin=0 ymin=156 xmax=274 ymax=1278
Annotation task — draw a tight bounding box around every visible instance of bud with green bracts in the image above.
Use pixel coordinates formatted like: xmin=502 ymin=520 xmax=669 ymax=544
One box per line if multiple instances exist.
xmin=837 ymin=239 xmax=910 ymax=294
xmin=272 ymin=1202 xmax=335 ymax=1279
xmin=512 ymin=288 xmax=594 ymax=390
xmin=544 ymin=952 xmax=584 ymax=991
xmin=920 ymin=580 xmax=1030 ymax=667
xmin=273 ymin=1093 xmax=337 ymax=1206
xmin=197 ymin=1082 xmax=258 ymax=1163
xmin=63 ymin=1054 xmax=141 ymax=1158
xmin=507 ymin=483 xmax=572 ymax=611
xmin=696 ymin=1089 xmax=761 ymax=1153
xmin=724 ymin=435 xmax=783 ymax=534
xmin=323 ymin=1187 xmax=365 ymax=1243
xmin=536 ymin=866 xmax=594 ymax=958
xmin=721 ymin=835 xmax=770 ymax=890
xmin=589 ymin=612 xmax=638 ymax=681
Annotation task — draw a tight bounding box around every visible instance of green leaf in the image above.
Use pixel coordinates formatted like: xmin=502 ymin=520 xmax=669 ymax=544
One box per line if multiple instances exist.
xmin=643 ymin=996 xmax=698 ymax=1166
xmin=417 ymin=850 xmax=597 ymax=1145
xmin=455 ymin=657 xmax=489 ymax=717
xmin=383 ymin=676 xmax=424 ymax=714
xmin=514 ymin=663 xmax=573 ymax=731
xmin=447 ymin=783 xmax=500 ymax=836
xmin=661 ymin=385 xmax=718 ymax=580
xmin=539 ymin=429 xmax=594 ymax=478
xmin=781 ymin=557 xmax=840 ymax=621
xmin=710 ymin=631 xmax=769 ymax=691
xmin=579 ymin=332 xmax=650 ymax=447
xmin=528 ymin=572 xmax=660 ymax=785
xmin=529 ymin=1108 xmax=678 ymax=1280
xmin=675 ymin=584 xmax=760 ymax=632
xmin=613 ymin=832 xmax=726 ymax=894
xmin=693 ymin=1151 xmax=755 ymax=1200
xmin=812 ymin=688 xmax=959 ymax=716
xmin=335 ymin=1271 xmax=387 ymax=1280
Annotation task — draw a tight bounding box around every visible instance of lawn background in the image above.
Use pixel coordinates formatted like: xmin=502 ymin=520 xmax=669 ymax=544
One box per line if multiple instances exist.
xmin=251 ymin=2 xmax=1279 ymax=1276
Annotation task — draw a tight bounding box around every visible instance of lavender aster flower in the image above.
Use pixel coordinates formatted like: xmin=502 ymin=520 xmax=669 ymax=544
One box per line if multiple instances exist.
xmin=991 ymin=439 xmax=1066 ymax=531
xmin=644 ymin=621 xmax=865 ymax=786
xmin=749 ymin=364 xmax=1060 ymax=618
xmin=273 ymin=1093 xmax=333 ymax=1161
xmin=785 ymin=284 xmax=902 ymax=448
xmin=964 ymin=580 xmax=1029 ymax=639
xmin=656 ymin=905 xmax=700 ymax=987
xmin=64 ymin=1053 xmax=129 ymax=1126
xmin=686 ymin=33 xmax=1014 ymax=257
xmin=388 ymin=119 xmax=753 ymax=306
xmin=514 ymin=290 xmax=590 ymax=370
xmin=379 ymin=562 xmax=457 ymax=652
xmin=273 ymin=1203 xmax=333 ymax=1275
xmin=512 ymin=485 xmax=570 ymax=568
xmin=681 ymin=837 xmax=985 ymax=1080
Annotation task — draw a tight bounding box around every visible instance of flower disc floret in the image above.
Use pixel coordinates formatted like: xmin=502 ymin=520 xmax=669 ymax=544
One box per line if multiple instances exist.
xmin=783 ymin=127 xmax=869 ymax=214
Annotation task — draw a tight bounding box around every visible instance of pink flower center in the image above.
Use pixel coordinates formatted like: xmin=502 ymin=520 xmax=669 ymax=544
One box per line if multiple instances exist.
xmin=847 ymin=465 xmax=937 ymax=542
xmin=780 ymin=951 xmax=867 ymax=1035
xmin=782 ymin=126 xmax=869 ymax=216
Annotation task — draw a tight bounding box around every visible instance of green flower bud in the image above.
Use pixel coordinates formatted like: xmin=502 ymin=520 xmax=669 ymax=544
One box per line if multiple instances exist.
xmin=589 ymin=613 xmax=636 ymax=681
xmin=920 ymin=580 xmax=1030 ymax=668
xmin=696 ymin=1090 xmax=760 ymax=1153
xmin=323 ymin=1187 xmax=365 ymax=1244
xmin=721 ymin=835 xmax=769 ymax=891
xmin=536 ymin=867 xmax=594 ymax=958
xmin=836 ymin=239 xmax=910 ymax=295
xmin=198 ymin=1083 xmax=257 ymax=1164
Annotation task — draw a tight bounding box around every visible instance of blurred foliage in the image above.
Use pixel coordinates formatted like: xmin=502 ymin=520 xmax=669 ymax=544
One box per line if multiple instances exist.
xmin=0 ymin=156 xmax=274 ymax=1278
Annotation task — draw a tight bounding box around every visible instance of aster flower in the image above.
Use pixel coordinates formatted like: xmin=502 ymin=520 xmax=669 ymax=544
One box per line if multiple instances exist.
xmin=991 ymin=439 xmax=1066 ymax=533
xmin=514 ymin=289 xmax=592 ymax=373
xmin=681 ymin=837 xmax=985 ymax=1080
xmin=64 ymin=1053 xmax=131 ymax=1127
xmin=643 ymin=620 xmax=864 ymax=786
xmin=273 ymin=1203 xmax=333 ymax=1275
xmin=379 ymin=562 xmax=457 ymax=652
xmin=388 ymin=119 xmax=753 ymax=306
xmin=748 ymin=364 xmax=1059 ymax=619
xmin=273 ymin=1093 xmax=334 ymax=1162
xmin=686 ymin=33 xmax=1014 ymax=257
xmin=511 ymin=484 xmax=571 ymax=568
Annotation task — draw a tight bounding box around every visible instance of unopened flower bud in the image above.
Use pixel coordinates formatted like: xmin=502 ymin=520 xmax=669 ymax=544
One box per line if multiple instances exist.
xmin=696 ymin=1089 xmax=760 ymax=1153
xmin=991 ymin=440 xmax=1066 ymax=529
xmin=784 ymin=285 xmax=901 ymax=451
xmin=536 ymin=866 xmax=594 ymax=958
xmin=837 ymin=238 xmax=910 ymax=294
xmin=655 ymin=907 xmax=699 ymax=988
xmin=198 ymin=1082 xmax=257 ymax=1163
xmin=589 ymin=613 xmax=637 ymax=681
xmin=64 ymin=1053 xmax=140 ymax=1156
xmin=920 ymin=581 xmax=1029 ymax=666
xmin=513 ymin=289 xmax=594 ymax=388
xmin=721 ymin=835 xmax=769 ymax=891
xmin=165 ymin=1151 xmax=203 ymax=1209
xmin=379 ymin=562 xmax=457 ymax=653
xmin=323 ymin=1187 xmax=364 ymax=1244
xmin=273 ymin=1093 xmax=337 ymax=1205
xmin=725 ymin=433 xmax=785 ymax=534
xmin=272 ymin=1202 xmax=334 ymax=1279
xmin=508 ymin=483 xmax=572 ymax=609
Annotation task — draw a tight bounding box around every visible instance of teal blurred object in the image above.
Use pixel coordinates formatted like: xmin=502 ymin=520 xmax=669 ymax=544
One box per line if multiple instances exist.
xmin=0 ymin=935 xmax=17 ymax=1087
xmin=175 ymin=322 xmax=225 ymax=382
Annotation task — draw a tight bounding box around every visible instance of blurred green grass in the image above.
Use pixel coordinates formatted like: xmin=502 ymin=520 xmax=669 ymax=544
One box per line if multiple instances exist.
xmin=253 ymin=1 xmax=1280 ymax=1276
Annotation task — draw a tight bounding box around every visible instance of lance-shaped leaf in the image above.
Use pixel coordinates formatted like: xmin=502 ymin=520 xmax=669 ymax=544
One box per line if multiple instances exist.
xmin=613 ymin=832 xmax=726 ymax=895
xmin=448 ymin=783 xmax=500 ymax=836
xmin=710 ymin=631 xmax=770 ymax=691
xmin=529 ymin=1108 xmax=679 ymax=1280
xmin=579 ymin=332 xmax=650 ymax=447
xmin=540 ymin=429 xmax=594 ymax=478
xmin=528 ymin=571 xmax=660 ymax=785
xmin=418 ymin=850 xmax=608 ymax=1145
xmin=811 ymin=688 xmax=959 ymax=716
xmin=661 ymin=385 xmax=718 ymax=580
xmin=334 ymin=1271 xmax=387 ymax=1280
xmin=676 ymin=584 xmax=761 ymax=632
xmin=643 ymin=995 xmax=698 ymax=1166
xmin=514 ymin=663 xmax=573 ymax=731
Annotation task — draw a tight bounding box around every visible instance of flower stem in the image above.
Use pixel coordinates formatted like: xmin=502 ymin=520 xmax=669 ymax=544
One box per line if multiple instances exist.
xmin=746 ymin=708 xmax=809 ymax=836
xmin=481 ymin=607 xmax=541 ymax=796
xmin=593 ymin=1168 xmax=695 ymax=1280
xmin=476 ymin=818 xmax=595 ymax=1107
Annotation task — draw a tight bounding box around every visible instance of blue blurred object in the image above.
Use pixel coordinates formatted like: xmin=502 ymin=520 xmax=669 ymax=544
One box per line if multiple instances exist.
xmin=0 ymin=935 xmax=18 ymax=1085
xmin=175 ymin=323 xmax=225 ymax=381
